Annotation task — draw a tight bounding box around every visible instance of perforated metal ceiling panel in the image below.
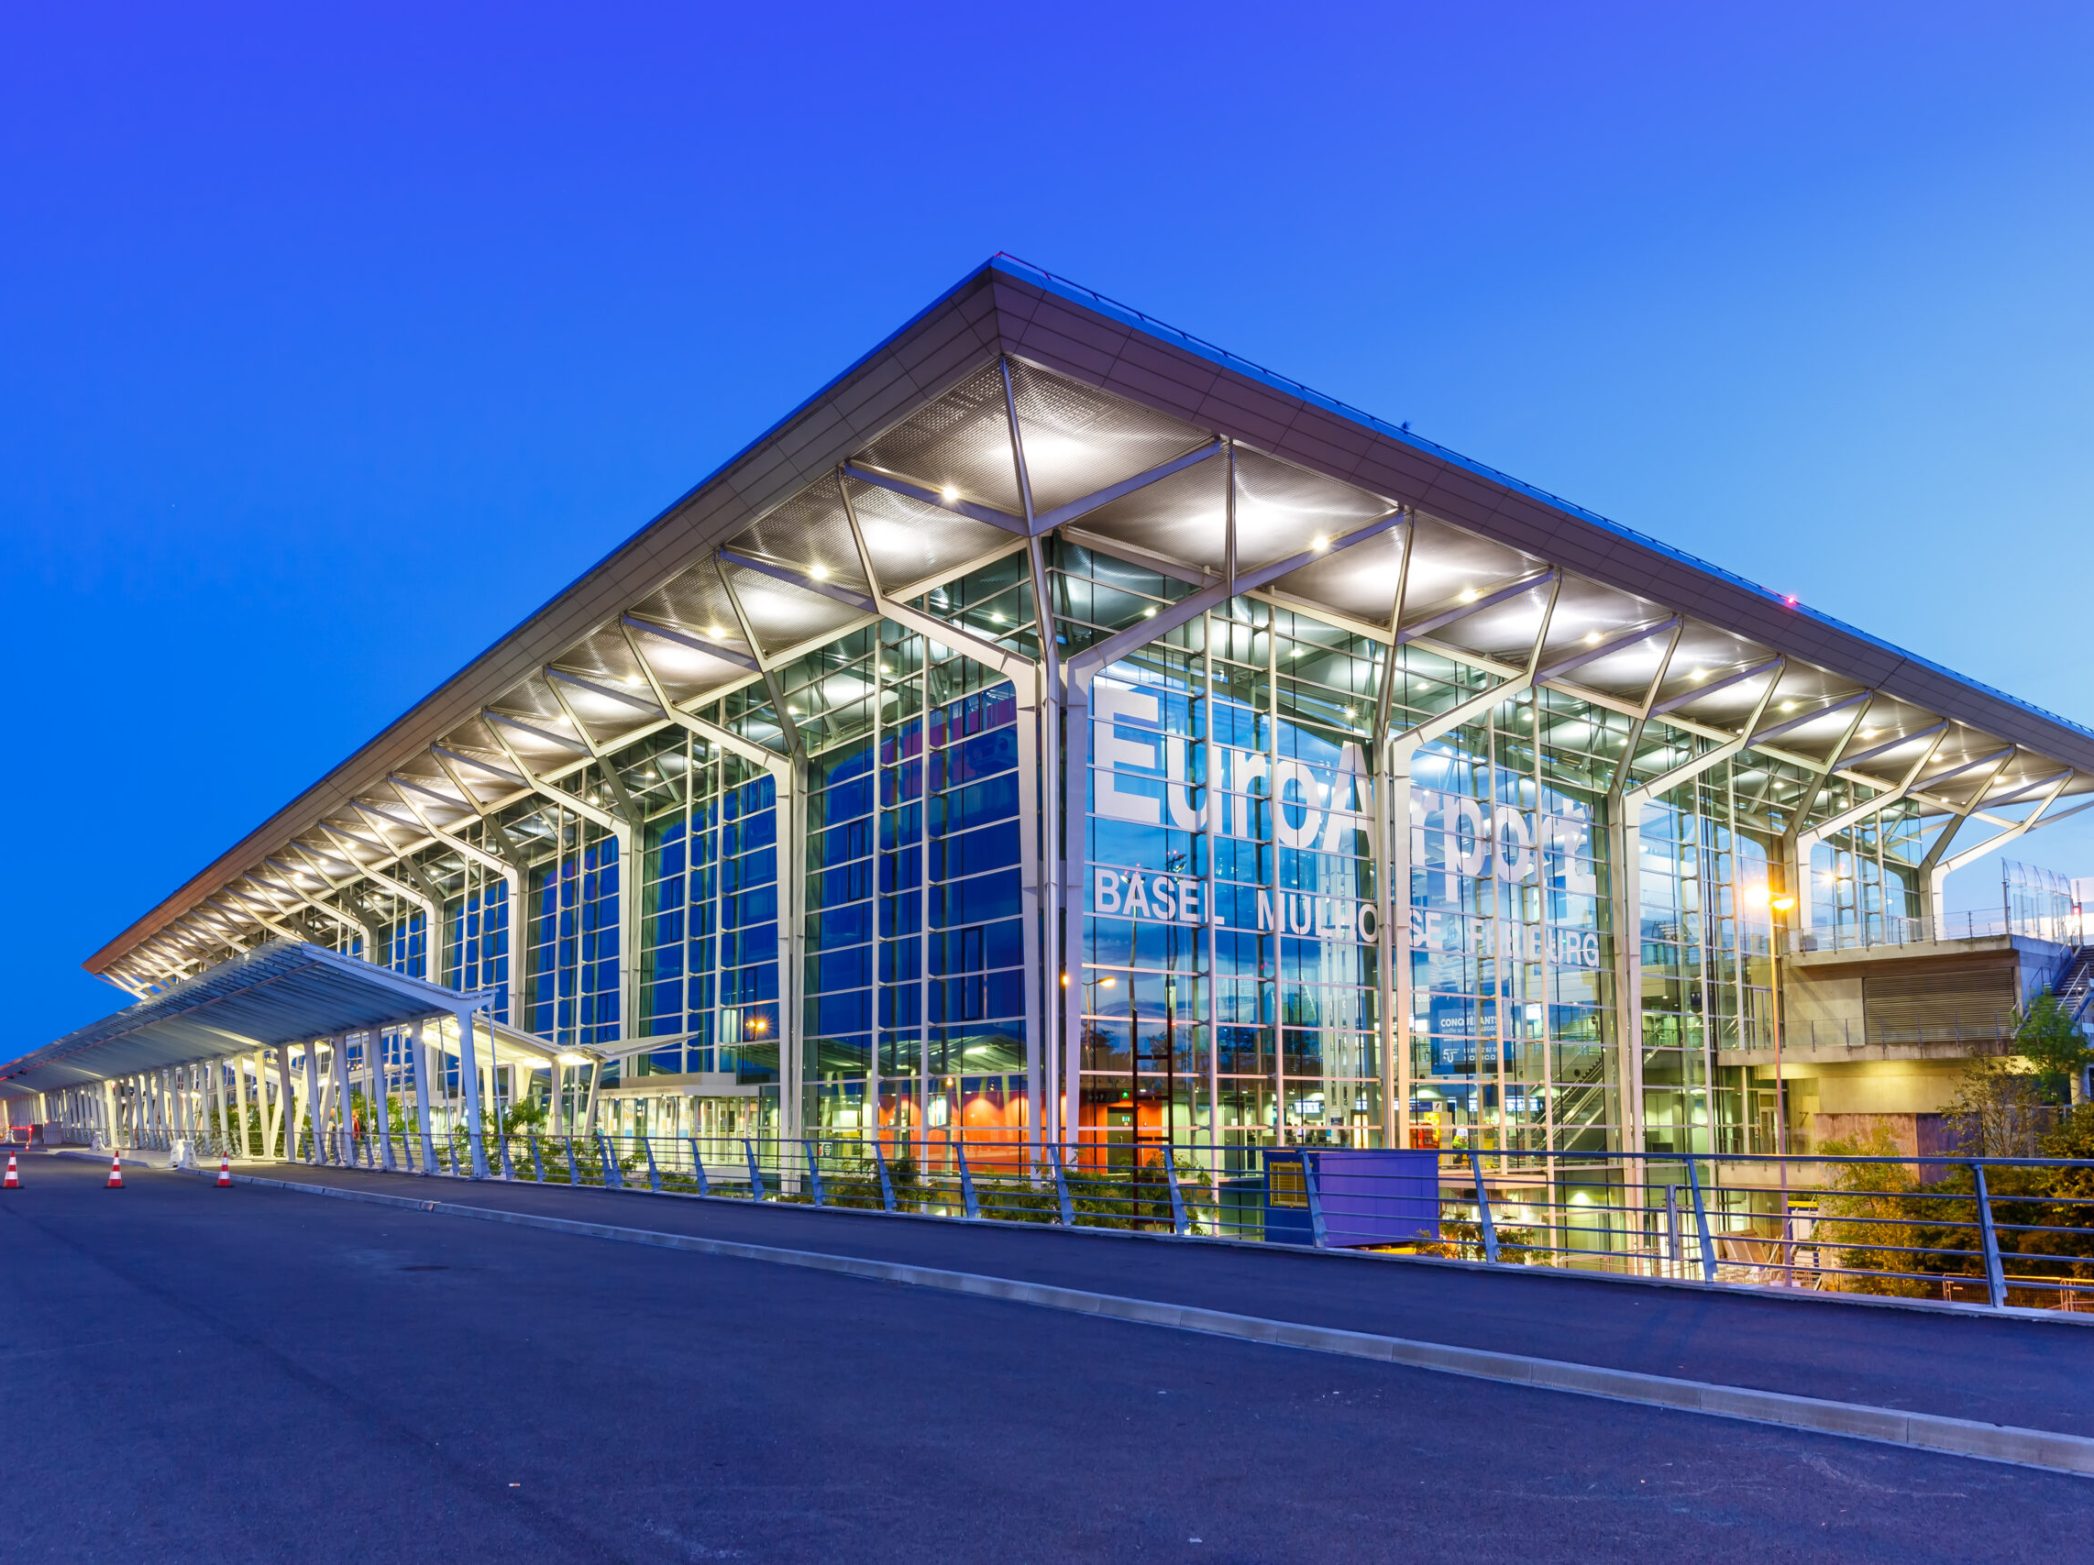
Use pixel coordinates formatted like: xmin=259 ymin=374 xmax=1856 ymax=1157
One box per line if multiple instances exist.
xmin=842 ymin=476 xmax=1016 ymax=596
xmin=857 ymin=364 xmax=1024 ymax=515
xmin=1008 ymin=360 xmax=1211 ymax=515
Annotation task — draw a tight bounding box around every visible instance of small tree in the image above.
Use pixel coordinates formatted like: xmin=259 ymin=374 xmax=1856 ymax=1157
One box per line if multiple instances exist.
xmin=1948 ymin=1062 xmax=2055 ymax=1157
xmin=2015 ymin=1105 xmax=2094 ymax=1288
xmin=2011 ymin=990 xmax=2092 ymax=1106
xmin=1815 ymin=1124 xmax=1934 ymax=1297
xmin=1946 ymin=991 xmax=2089 ymax=1155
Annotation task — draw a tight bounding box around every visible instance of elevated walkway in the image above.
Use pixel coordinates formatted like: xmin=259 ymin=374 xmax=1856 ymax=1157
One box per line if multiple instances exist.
xmin=187 ymin=1157 xmax=2094 ymax=1450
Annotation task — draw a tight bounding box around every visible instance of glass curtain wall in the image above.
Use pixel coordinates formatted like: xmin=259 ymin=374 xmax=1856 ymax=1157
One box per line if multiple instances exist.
xmin=637 ymin=729 xmax=781 ymax=1098
xmin=781 ymin=617 xmax=1031 ymax=1163
xmin=522 ymin=805 xmax=621 ymax=1052
xmin=302 ymin=546 xmax=1924 ymax=1171
xmin=445 ymin=870 xmax=510 ymax=1022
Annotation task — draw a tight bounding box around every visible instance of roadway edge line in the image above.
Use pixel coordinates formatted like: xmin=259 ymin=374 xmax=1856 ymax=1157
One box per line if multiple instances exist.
xmin=201 ymin=1167 xmax=2094 ymax=1480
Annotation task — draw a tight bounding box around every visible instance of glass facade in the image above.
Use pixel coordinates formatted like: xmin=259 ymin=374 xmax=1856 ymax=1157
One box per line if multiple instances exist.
xmin=121 ymin=538 xmax=1945 ymax=1168
xmin=638 ymin=732 xmax=781 ymax=1079
xmin=525 ymin=823 xmax=620 ymax=1049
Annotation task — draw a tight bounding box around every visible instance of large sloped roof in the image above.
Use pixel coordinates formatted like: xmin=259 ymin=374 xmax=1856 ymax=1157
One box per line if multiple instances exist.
xmin=85 ymin=255 xmax=2094 ymax=982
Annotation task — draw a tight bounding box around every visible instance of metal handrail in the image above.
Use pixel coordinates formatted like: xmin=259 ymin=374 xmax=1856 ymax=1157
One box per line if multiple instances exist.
xmin=177 ymin=1124 xmax=2094 ymax=1316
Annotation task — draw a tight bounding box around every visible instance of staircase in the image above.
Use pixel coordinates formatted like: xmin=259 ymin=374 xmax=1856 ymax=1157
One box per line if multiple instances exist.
xmin=1550 ymin=1053 xmax=1613 ymax=1140
xmin=2058 ymin=946 xmax=2094 ymax=1024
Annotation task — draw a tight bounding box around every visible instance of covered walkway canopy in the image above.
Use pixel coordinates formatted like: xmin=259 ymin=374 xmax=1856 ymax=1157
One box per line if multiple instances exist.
xmin=0 ymin=940 xmax=525 ymax=1102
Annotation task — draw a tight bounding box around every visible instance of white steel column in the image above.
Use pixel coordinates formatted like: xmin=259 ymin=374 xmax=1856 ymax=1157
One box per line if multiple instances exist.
xmin=301 ymin=1042 xmax=324 ymax=1163
xmin=213 ymin=1057 xmax=233 ymax=1154
xmin=454 ymin=1009 xmax=490 ymax=1179
xmin=1001 ymin=361 xmax=1060 ymax=1161
xmin=328 ymin=1038 xmax=351 ymax=1163
xmin=374 ymin=1028 xmax=396 ymax=1171
xmin=267 ymin=1048 xmax=288 ymax=1157
xmin=412 ymin=1019 xmax=437 ymax=1173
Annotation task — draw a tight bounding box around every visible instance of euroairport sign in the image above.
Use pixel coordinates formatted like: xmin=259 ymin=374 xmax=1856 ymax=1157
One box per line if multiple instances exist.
xmin=1089 ymin=679 xmax=1603 ymax=966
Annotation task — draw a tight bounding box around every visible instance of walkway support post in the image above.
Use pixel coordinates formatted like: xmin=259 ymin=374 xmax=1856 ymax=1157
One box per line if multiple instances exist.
xmin=1162 ymin=1144 xmax=1188 ymax=1236
xmin=1973 ymin=1162 xmax=2008 ymax=1309
xmin=374 ymin=1030 xmax=396 ymax=1172
xmin=1467 ymin=1147 xmax=1501 ymax=1263
xmin=411 ymin=1019 xmax=437 ymax=1175
xmin=873 ymin=1142 xmax=895 ymax=1213
xmin=1048 ymin=1142 xmax=1075 ymax=1227
xmin=302 ymin=1041 xmax=324 ymax=1164
xmin=802 ymin=1139 xmax=826 ymax=1207
xmin=213 ymin=1057 xmax=234 ymax=1156
xmin=951 ymin=1133 xmax=980 ymax=1220
xmin=1301 ymin=1152 xmax=1329 ymax=1250
xmin=1683 ymin=1155 xmax=1718 ymax=1283
xmin=455 ymin=1008 xmax=490 ymax=1179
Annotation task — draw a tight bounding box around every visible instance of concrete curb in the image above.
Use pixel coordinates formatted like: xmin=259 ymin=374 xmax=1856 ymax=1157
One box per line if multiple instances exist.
xmin=213 ymin=1166 xmax=2094 ymax=1479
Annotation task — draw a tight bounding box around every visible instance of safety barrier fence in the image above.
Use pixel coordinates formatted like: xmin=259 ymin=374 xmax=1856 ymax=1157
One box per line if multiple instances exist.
xmin=1786 ymin=908 xmax=2087 ymax=954
xmin=158 ymin=1125 xmax=2094 ymax=1315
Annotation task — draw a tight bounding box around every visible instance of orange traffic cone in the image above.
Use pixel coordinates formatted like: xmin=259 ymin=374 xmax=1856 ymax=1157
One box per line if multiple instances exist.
xmin=106 ymin=1152 xmax=123 ymax=1190
xmin=3 ymin=1153 xmax=18 ymax=1190
xmin=216 ymin=1155 xmax=232 ymax=1189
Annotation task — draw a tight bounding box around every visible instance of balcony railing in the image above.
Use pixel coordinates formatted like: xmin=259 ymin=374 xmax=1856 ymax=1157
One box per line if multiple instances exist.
xmin=1787 ymin=909 xmax=2086 ymax=956
xmin=1739 ymin=1017 xmax=2022 ymax=1053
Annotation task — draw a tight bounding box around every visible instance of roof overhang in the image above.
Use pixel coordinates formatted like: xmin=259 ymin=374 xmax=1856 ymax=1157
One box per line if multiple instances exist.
xmin=5 ymin=942 xmax=500 ymax=1098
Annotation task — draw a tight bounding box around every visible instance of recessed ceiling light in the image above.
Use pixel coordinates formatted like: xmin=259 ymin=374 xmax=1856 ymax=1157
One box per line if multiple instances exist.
xmin=940 ymin=484 xmax=961 ymax=504
xmin=809 ymin=562 xmax=831 ymax=582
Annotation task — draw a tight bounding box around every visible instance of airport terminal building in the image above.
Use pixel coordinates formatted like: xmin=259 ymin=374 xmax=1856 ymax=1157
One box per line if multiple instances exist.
xmin=13 ymin=257 xmax=2094 ymax=1177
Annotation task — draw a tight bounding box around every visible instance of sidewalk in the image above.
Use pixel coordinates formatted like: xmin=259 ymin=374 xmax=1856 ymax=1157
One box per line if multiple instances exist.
xmin=205 ymin=1157 xmax=2094 ymax=1445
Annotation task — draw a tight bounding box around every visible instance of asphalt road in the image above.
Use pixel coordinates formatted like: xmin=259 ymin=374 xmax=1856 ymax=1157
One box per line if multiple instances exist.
xmin=1 ymin=1154 xmax=2087 ymax=1564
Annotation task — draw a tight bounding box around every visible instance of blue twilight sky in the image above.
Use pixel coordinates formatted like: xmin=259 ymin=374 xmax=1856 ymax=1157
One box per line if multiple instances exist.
xmin=3 ymin=3 xmax=2091 ymax=1047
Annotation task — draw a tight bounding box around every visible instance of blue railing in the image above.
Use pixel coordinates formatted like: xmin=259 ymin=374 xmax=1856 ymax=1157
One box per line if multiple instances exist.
xmin=156 ymin=1122 xmax=2094 ymax=1316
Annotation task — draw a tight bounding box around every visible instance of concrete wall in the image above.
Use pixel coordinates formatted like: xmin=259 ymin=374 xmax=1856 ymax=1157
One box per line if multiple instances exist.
xmin=1811 ymin=1059 xmax=1970 ymax=1116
